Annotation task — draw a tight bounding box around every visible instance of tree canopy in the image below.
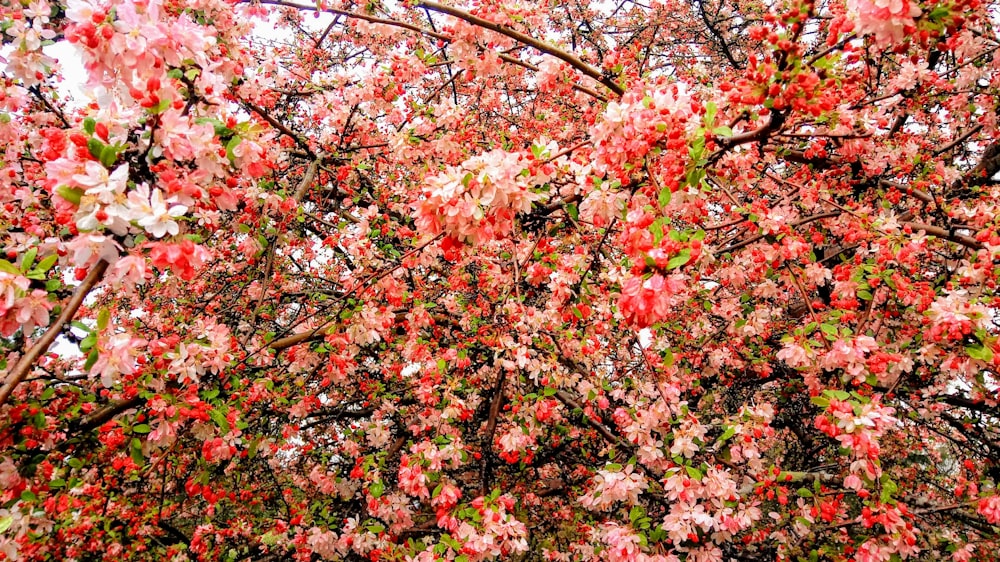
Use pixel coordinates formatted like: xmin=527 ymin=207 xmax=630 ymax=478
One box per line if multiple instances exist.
xmin=2 ymin=0 xmax=1000 ymax=560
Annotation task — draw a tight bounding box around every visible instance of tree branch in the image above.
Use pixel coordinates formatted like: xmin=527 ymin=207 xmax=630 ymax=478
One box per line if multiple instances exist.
xmin=416 ymin=1 xmax=625 ymax=97
xmin=0 ymin=260 xmax=109 ymax=408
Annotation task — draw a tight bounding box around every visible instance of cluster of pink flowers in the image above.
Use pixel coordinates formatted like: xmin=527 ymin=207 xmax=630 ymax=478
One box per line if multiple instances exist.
xmin=148 ymin=239 xmax=211 ymax=281
xmin=815 ymin=397 xmax=898 ymax=464
xmin=926 ymin=291 xmax=990 ymax=343
xmin=201 ymin=437 xmax=235 ymax=463
xmin=589 ymin=83 xmax=695 ymax=183
xmin=820 ymin=335 xmax=880 ymax=383
xmin=451 ymin=495 xmax=529 ymax=561
xmin=978 ymin=495 xmax=1000 ymax=524
xmin=414 ymin=149 xmax=545 ymax=244
xmin=846 ymin=0 xmax=922 ymax=45
xmin=307 ymin=528 xmax=342 ymax=560
xmin=619 ymin=273 xmax=686 ymax=328
xmin=397 ymin=454 xmax=430 ymax=499
xmin=2 ymin=0 xmax=57 ymax=87
xmin=90 ymin=332 xmax=145 ymax=388
xmin=0 ymin=272 xmax=52 ymax=337
xmin=579 ymin=464 xmax=649 ymax=511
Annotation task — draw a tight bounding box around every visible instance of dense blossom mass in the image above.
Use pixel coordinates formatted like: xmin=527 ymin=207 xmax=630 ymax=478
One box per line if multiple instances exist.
xmin=2 ymin=0 xmax=1000 ymax=560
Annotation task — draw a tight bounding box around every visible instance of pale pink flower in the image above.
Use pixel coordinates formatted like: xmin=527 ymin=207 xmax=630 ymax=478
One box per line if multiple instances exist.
xmin=978 ymin=495 xmax=1000 ymax=524
xmin=128 ymin=184 xmax=188 ymax=238
xmin=579 ymin=465 xmax=648 ymax=511
xmin=847 ymin=0 xmax=921 ymax=45
xmin=0 ymin=272 xmax=30 ymax=316
xmin=12 ymin=289 xmax=53 ymax=335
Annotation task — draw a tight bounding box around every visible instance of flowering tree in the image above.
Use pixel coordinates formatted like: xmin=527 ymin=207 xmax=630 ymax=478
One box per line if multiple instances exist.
xmin=2 ymin=0 xmax=1000 ymax=560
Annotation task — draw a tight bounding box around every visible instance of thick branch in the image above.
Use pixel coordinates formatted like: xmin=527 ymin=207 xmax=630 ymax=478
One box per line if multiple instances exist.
xmin=71 ymin=394 xmax=145 ymax=434
xmin=902 ymin=222 xmax=983 ymax=251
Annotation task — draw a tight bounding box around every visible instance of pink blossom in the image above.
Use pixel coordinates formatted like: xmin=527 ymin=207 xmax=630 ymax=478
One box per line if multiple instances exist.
xmin=398 ymin=455 xmax=430 ymax=499
xmin=619 ymin=274 xmax=683 ymax=327
xmin=0 ymin=272 xmax=30 ymax=316
xmin=847 ymin=0 xmax=921 ymax=45
xmin=978 ymin=495 xmax=1000 ymax=524
xmin=148 ymin=239 xmax=211 ymax=281
xmin=579 ymin=464 xmax=648 ymax=511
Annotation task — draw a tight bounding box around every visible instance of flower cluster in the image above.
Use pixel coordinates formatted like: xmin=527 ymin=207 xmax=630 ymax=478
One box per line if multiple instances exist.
xmin=0 ymin=271 xmax=52 ymax=337
xmin=148 ymin=239 xmax=211 ymax=281
xmin=414 ymin=149 xmax=545 ymax=244
xmin=579 ymin=464 xmax=649 ymax=511
xmin=450 ymin=495 xmax=529 ymax=561
xmin=590 ymin=83 xmax=695 ymax=183
xmin=618 ymin=273 xmax=687 ymax=328
xmin=846 ymin=0 xmax=922 ymax=45
xmin=815 ymin=396 xmax=898 ymax=468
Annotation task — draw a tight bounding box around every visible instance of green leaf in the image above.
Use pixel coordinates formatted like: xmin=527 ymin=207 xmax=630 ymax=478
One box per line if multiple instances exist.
xmin=83 ymin=117 xmax=96 ymax=135
xmin=880 ymin=476 xmax=898 ymax=503
xmin=796 ymin=487 xmax=813 ymax=498
xmin=966 ymin=344 xmax=994 ymax=362
xmin=658 ymin=186 xmax=672 ymax=208
xmin=210 ymin=409 xmax=231 ymax=434
xmin=685 ymin=465 xmax=703 ymax=480
xmin=717 ymin=426 xmax=736 ymax=444
xmin=566 ymin=203 xmax=579 ymax=221
xmin=810 ymin=396 xmax=830 ymax=408
xmin=87 ymin=138 xmax=105 ymax=161
xmin=56 ymin=186 xmax=84 ymax=206
xmin=704 ymin=102 xmax=717 ymax=128
xmin=226 ymin=136 xmax=242 ymax=164
xmin=131 ymin=438 xmax=144 ymax=465
xmin=0 ymin=516 xmax=12 ymax=533
xmin=99 ymin=144 xmax=118 ymax=168
xmin=370 ymin=480 xmax=384 ymax=498
xmin=33 ymin=254 xmax=58 ymax=274
xmin=149 ymin=97 xmax=171 ymax=114
xmin=21 ymin=247 xmax=37 ymax=272
xmin=21 ymin=490 xmax=37 ymax=502
xmin=195 ymin=117 xmax=229 ymax=137
xmin=663 ymin=348 xmax=675 ymax=368
xmin=820 ymin=323 xmax=838 ymax=337
xmin=132 ymin=424 xmax=151 ymax=434
xmin=712 ymin=126 xmax=733 ymax=137
xmin=667 ymin=249 xmax=690 ymax=269
xmin=50 ymin=478 xmax=66 ymax=489
xmin=0 ymin=259 xmax=21 ymax=276
xmin=83 ymin=348 xmax=99 ymax=371
xmin=97 ymin=308 xmax=110 ymax=331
